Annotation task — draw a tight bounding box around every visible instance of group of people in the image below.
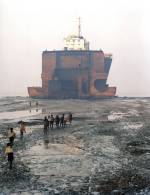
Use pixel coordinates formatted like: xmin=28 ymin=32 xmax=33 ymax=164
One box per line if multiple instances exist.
xmin=5 ymin=121 xmax=26 ymax=169
xmin=4 ymin=112 xmax=73 ymax=169
xmin=43 ymin=113 xmax=72 ymax=135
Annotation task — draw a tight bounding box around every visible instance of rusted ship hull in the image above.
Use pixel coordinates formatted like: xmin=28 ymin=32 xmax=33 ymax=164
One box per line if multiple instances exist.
xmin=28 ymin=50 xmax=116 ymax=98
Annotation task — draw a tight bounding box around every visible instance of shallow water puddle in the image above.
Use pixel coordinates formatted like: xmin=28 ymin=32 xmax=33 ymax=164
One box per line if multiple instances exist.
xmin=123 ymin=123 xmax=143 ymax=130
xmin=108 ymin=112 xmax=125 ymax=121
xmin=25 ymin=143 xmax=84 ymax=156
xmin=22 ymin=142 xmax=91 ymax=176
xmin=0 ymin=109 xmax=42 ymax=120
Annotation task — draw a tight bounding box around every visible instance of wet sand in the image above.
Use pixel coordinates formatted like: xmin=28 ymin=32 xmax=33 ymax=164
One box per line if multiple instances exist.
xmin=0 ymin=97 xmax=150 ymax=194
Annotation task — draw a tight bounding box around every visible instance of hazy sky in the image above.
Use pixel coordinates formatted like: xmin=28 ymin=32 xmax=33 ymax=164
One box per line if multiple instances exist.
xmin=0 ymin=0 xmax=150 ymax=97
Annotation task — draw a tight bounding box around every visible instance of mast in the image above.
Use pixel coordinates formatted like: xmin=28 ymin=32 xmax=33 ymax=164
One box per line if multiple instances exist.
xmin=78 ymin=17 xmax=81 ymax=37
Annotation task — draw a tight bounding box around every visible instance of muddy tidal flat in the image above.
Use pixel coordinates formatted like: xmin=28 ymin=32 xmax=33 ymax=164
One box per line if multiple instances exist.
xmin=0 ymin=97 xmax=150 ymax=194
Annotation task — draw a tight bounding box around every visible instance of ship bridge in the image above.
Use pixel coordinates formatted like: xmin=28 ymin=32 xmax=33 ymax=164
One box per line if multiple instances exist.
xmin=64 ymin=18 xmax=89 ymax=51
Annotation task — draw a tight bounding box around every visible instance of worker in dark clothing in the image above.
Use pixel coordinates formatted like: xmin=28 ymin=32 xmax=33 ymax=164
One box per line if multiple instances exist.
xmin=8 ymin=128 xmax=16 ymax=146
xmin=60 ymin=114 xmax=65 ymax=128
xmin=48 ymin=115 xmax=51 ymax=128
xmin=55 ymin=115 xmax=60 ymax=128
xmin=43 ymin=116 xmax=49 ymax=135
xmin=5 ymin=143 xmax=14 ymax=169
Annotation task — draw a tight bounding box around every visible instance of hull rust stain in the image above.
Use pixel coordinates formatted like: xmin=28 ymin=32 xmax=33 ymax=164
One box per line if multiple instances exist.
xmin=28 ymin=50 xmax=116 ymax=99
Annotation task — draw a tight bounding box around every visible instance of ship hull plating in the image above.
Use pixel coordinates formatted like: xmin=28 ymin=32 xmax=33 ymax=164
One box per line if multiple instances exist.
xmin=28 ymin=50 xmax=116 ymax=98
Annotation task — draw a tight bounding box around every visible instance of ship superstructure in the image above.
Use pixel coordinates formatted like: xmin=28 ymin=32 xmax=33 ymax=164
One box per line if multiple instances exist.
xmin=64 ymin=18 xmax=89 ymax=51
xmin=28 ymin=19 xmax=116 ymax=98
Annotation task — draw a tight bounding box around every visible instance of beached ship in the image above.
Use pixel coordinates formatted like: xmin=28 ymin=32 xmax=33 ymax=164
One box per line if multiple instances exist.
xmin=28 ymin=19 xmax=116 ymax=99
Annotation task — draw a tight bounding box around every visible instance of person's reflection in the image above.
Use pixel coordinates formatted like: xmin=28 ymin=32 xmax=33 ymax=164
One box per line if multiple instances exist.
xmin=44 ymin=139 xmax=49 ymax=149
xmin=42 ymin=108 xmax=47 ymax=114
xmin=29 ymin=109 xmax=31 ymax=113
xmin=36 ymin=109 xmax=38 ymax=112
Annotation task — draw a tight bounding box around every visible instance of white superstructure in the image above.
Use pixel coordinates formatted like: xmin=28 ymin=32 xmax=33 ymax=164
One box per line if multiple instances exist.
xmin=63 ymin=18 xmax=89 ymax=51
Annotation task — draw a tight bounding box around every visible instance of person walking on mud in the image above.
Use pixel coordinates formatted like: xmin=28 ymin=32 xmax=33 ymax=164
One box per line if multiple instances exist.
xmin=68 ymin=112 xmax=72 ymax=125
xmin=20 ymin=121 xmax=26 ymax=139
xmin=48 ymin=115 xmax=50 ymax=128
xmin=55 ymin=115 xmax=60 ymax=128
xmin=49 ymin=114 xmax=54 ymax=129
xmin=60 ymin=114 xmax=65 ymax=128
xmin=5 ymin=143 xmax=14 ymax=169
xmin=43 ymin=116 xmax=49 ymax=135
xmin=8 ymin=128 xmax=16 ymax=146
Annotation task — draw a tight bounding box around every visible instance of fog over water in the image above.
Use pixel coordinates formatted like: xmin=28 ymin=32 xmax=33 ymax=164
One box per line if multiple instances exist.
xmin=0 ymin=0 xmax=150 ymax=97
